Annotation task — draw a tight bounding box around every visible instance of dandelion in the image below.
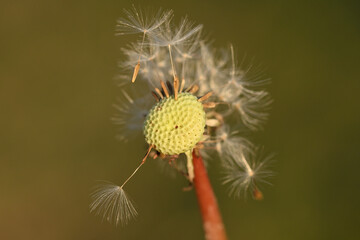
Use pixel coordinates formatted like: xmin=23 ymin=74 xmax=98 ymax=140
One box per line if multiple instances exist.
xmin=91 ymin=8 xmax=274 ymax=240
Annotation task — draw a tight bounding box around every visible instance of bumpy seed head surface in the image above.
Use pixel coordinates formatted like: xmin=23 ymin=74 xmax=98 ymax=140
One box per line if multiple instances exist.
xmin=144 ymin=92 xmax=206 ymax=155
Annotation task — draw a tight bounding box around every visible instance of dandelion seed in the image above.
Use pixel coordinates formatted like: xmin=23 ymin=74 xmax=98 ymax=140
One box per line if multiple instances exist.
xmin=90 ymin=182 xmax=138 ymax=226
xmin=121 ymin=42 xmax=159 ymax=66
xmin=207 ymin=45 xmax=245 ymax=103
xmin=90 ymin=146 xmax=152 ymax=225
xmin=116 ymin=7 xmax=173 ymax=35
xmin=222 ymin=147 xmax=274 ymax=199
xmin=150 ymin=17 xmax=202 ymax=83
xmin=116 ymin=7 xmax=173 ymax=83
xmin=232 ymin=90 xmax=272 ymax=130
xmin=153 ymin=16 xmax=203 ymax=47
xmin=215 ymin=124 xmax=253 ymax=157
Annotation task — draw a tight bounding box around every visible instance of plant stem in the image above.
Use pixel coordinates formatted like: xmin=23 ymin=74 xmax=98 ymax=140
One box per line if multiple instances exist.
xmin=192 ymin=150 xmax=227 ymax=240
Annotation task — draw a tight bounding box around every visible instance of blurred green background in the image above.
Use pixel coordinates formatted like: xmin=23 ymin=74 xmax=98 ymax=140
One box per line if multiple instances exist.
xmin=1 ymin=0 xmax=360 ymax=239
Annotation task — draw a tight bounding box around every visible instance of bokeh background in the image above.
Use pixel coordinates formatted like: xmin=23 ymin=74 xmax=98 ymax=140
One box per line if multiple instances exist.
xmin=1 ymin=0 xmax=360 ymax=239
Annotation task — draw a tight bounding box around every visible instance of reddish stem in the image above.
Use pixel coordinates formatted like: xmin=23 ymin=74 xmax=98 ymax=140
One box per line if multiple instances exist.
xmin=192 ymin=150 xmax=227 ymax=240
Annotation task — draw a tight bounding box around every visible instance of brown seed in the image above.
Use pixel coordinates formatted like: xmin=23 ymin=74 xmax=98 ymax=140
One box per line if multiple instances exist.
xmin=151 ymin=91 xmax=159 ymax=102
xmin=174 ymin=75 xmax=179 ymax=100
xmin=202 ymin=102 xmax=217 ymax=108
xmin=187 ymin=84 xmax=199 ymax=94
xmin=131 ymin=62 xmax=140 ymax=83
xmin=160 ymin=80 xmax=169 ymax=98
xmin=155 ymin=88 xmax=164 ymax=99
xmin=198 ymin=91 xmax=213 ymax=102
xmin=253 ymin=187 xmax=264 ymax=201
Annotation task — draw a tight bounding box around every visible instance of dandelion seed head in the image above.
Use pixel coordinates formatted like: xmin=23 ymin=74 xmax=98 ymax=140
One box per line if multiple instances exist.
xmin=144 ymin=92 xmax=206 ymax=155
